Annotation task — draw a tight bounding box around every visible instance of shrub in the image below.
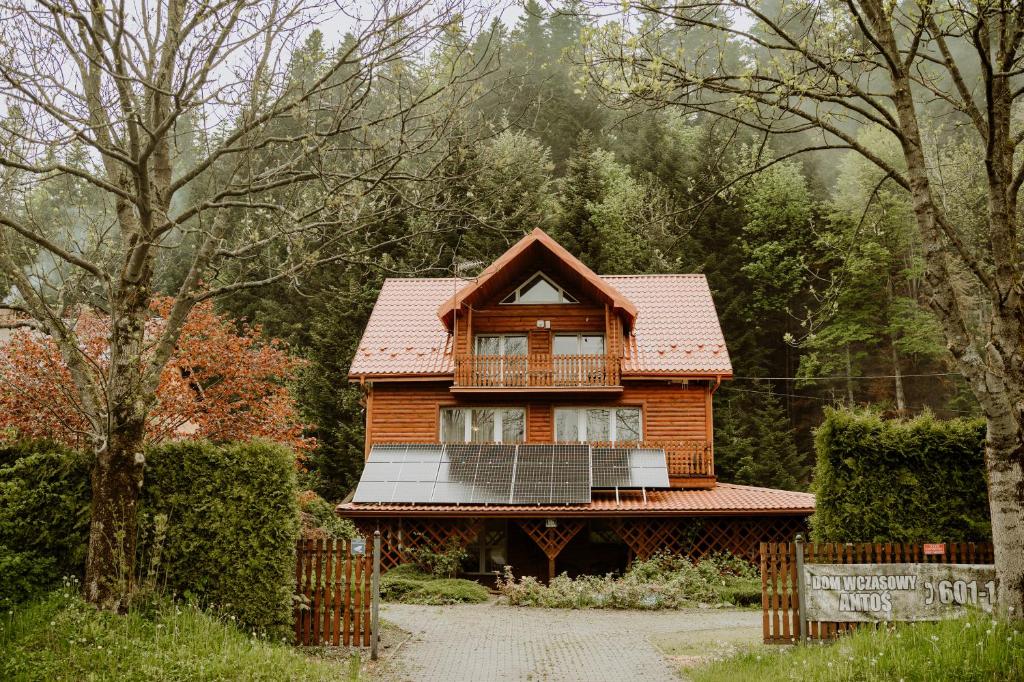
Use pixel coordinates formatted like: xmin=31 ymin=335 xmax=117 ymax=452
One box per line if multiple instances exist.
xmin=498 ymin=553 xmax=760 ymax=609
xmin=407 ymin=538 xmax=468 ymax=578
xmin=140 ymin=440 xmax=300 ymax=639
xmin=380 ymin=564 xmax=489 ymax=605
xmin=0 ymin=546 xmax=59 ymax=609
xmin=298 ymin=492 xmax=356 ymax=539
xmin=813 ymin=409 xmax=990 ymax=542
xmin=0 ymin=441 xmax=90 ymax=589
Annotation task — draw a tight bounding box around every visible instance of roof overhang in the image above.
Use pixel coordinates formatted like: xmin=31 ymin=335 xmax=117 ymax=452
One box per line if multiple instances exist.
xmin=437 ymin=228 xmax=638 ymax=330
xmin=336 ymin=505 xmax=813 ymax=518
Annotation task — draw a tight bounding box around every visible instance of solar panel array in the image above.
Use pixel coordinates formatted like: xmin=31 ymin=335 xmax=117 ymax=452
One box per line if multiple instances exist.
xmin=352 ymin=443 xmax=668 ymax=505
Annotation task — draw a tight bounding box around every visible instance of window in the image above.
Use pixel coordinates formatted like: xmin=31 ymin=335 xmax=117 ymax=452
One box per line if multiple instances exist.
xmin=474 ymin=334 xmax=527 ymax=356
xmin=500 ymin=273 xmax=578 ymax=304
xmin=440 ymin=407 xmax=525 ymax=443
xmin=554 ymin=407 xmax=642 ymax=443
xmin=553 ymin=333 xmax=605 ymax=356
xmin=462 ymin=521 xmax=508 ymax=574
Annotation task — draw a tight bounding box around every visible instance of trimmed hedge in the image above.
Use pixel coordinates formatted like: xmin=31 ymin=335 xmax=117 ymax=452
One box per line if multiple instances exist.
xmin=141 ymin=441 xmax=299 ymax=638
xmin=0 ymin=441 xmax=90 ymax=607
xmin=0 ymin=440 xmax=300 ymax=638
xmin=812 ymin=409 xmax=990 ymax=542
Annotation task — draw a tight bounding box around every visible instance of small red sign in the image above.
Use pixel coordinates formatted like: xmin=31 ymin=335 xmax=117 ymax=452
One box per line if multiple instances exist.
xmin=923 ymin=543 xmax=946 ymax=556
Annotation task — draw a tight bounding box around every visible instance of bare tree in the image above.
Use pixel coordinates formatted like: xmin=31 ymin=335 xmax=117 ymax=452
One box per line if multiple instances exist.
xmin=0 ymin=0 xmax=490 ymax=610
xmin=579 ymin=0 xmax=1024 ymax=616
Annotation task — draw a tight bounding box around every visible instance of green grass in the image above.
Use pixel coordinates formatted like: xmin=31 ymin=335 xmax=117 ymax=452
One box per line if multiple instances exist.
xmin=0 ymin=585 xmax=353 ymax=681
xmin=692 ymin=612 xmax=1024 ymax=682
xmin=380 ymin=565 xmax=490 ymax=605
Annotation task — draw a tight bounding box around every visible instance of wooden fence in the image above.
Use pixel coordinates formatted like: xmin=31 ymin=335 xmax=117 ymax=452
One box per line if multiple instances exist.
xmin=761 ymin=540 xmax=995 ymax=644
xmin=294 ymin=538 xmax=373 ymax=647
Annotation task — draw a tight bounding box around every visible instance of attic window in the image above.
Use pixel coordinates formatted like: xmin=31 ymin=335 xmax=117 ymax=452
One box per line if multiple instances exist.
xmin=500 ymin=273 xmax=578 ymax=305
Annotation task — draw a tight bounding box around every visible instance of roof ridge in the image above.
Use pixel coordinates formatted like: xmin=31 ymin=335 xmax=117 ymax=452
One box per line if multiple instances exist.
xmin=717 ymin=482 xmax=814 ymax=495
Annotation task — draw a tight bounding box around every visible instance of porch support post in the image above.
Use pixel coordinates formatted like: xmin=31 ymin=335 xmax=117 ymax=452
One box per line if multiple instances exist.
xmin=517 ymin=519 xmax=585 ymax=581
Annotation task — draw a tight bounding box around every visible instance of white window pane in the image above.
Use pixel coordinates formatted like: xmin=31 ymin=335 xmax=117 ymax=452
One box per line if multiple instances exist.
xmin=475 ymin=336 xmax=500 ymax=355
xmin=616 ymin=408 xmax=641 ymax=443
xmin=441 ymin=408 xmax=466 ymax=442
xmin=555 ymin=409 xmax=579 ymax=442
xmin=586 ymin=408 xmax=611 ymax=442
xmin=501 ymin=409 xmax=525 ymax=442
xmin=471 ymin=409 xmax=495 ymax=442
xmin=581 ymin=335 xmax=605 ymax=355
xmin=504 ymin=336 xmax=528 ymax=355
xmin=518 ymin=275 xmax=562 ymax=303
xmin=553 ymin=334 xmax=579 ymax=355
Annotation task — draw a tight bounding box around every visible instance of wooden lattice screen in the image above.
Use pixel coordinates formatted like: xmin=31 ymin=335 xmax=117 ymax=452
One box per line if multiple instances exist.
xmin=761 ymin=540 xmax=996 ymax=644
xmin=294 ymin=538 xmax=372 ymax=647
xmin=614 ymin=516 xmax=807 ymax=563
xmin=354 ymin=518 xmax=483 ymax=570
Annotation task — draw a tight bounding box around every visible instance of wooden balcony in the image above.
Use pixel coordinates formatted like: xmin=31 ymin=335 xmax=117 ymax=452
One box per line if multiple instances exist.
xmin=452 ymin=353 xmax=622 ymax=393
xmin=589 ymin=439 xmax=716 ymax=488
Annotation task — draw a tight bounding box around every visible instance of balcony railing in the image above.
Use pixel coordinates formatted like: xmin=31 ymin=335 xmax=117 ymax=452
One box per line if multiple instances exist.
xmin=588 ymin=439 xmax=715 ymax=478
xmin=453 ymin=353 xmax=621 ymax=389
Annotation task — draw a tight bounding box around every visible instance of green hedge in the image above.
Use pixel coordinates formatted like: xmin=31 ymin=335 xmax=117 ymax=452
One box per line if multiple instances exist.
xmin=0 ymin=440 xmax=300 ymax=638
xmin=812 ymin=409 xmax=990 ymax=542
xmin=141 ymin=441 xmax=299 ymax=638
xmin=0 ymin=441 xmax=91 ymax=607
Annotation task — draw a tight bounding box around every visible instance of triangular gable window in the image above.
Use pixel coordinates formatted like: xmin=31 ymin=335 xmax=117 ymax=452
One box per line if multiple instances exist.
xmin=500 ymin=273 xmax=578 ymax=304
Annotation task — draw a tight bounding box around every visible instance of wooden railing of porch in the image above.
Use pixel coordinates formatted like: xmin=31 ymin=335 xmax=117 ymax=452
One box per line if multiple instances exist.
xmin=587 ymin=439 xmax=714 ymax=479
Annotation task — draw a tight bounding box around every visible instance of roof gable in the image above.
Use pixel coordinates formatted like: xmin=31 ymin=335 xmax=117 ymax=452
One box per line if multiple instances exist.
xmin=437 ymin=229 xmax=638 ymax=329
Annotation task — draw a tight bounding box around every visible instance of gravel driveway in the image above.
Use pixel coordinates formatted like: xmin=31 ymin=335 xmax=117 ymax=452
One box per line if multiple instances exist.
xmin=371 ymin=601 xmax=760 ymax=682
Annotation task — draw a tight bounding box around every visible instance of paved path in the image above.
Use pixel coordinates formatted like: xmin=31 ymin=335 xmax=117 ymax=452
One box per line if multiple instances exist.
xmin=374 ymin=601 xmax=760 ymax=682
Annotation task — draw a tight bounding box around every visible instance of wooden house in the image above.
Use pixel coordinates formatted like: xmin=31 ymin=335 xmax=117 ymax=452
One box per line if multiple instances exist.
xmin=337 ymin=229 xmax=813 ymax=579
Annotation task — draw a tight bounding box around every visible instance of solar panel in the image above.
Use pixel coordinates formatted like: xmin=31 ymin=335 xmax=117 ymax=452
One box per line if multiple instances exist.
xmin=591 ymin=447 xmax=669 ymax=489
xmin=511 ymin=444 xmax=591 ymax=504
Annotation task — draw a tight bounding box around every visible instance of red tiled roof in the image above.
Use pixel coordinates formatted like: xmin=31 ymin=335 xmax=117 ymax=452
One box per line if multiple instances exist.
xmin=336 ymin=483 xmax=814 ymax=517
xmin=349 ymin=274 xmax=732 ymax=378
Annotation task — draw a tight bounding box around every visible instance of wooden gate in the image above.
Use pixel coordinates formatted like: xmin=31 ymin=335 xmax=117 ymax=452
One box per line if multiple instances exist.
xmin=761 ymin=540 xmax=995 ymax=644
xmin=294 ymin=538 xmax=372 ymax=646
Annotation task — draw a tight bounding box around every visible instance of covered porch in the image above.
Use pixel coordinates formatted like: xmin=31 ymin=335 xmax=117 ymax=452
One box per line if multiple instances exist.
xmin=347 ymin=511 xmax=810 ymax=581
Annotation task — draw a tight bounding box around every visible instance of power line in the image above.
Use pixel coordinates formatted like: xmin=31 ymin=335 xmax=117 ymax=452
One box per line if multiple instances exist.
xmin=722 ymin=386 xmax=978 ymax=414
xmin=730 ymin=372 xmax=963 ymax=381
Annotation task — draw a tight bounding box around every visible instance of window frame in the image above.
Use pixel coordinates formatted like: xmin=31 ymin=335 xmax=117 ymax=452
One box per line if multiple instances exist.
xmin=499 ymin=271 xmax=578 ymax=305
xmin=439 ymin=406 xmax=526 ymax=443
xmin=552 ymin=332 xmax=606 ymax=356
xmin=553 ymin=406 xmax=643 ymax=444
xmin=473 ymin=333 xmax=528 ymax=356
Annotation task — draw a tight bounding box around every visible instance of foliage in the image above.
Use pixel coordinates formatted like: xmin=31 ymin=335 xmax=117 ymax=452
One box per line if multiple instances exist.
xmin=498 ymin=553 xmax=760 ymax=609
xmin=692 ymin=611 xmax=1024 ymax=682
xmin=0 ymin=547 xmax=59 ymax=610
xmin=812 ymin=409 xmax=989 ymax=542
xmin=0 ymin=582 xmax=348 ymax=681
xmin=408 ymin=538 xmax=469 ymax=578
xmin=141 ymin=440 xmax=301 ymax=639
xmin=380 ymin=564 xmax=490 ymax=605
xmin=0 ymin=441 xmax=90 ymax=583
xmin=0 ymin=300 xmax=308 ymax=451
xmin=298 ymin=491 xmax=356 ymax=539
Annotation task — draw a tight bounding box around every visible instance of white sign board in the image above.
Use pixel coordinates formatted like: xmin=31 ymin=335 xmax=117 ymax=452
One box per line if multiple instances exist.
xmin=802 ymin=563 xmax=996 ymax=622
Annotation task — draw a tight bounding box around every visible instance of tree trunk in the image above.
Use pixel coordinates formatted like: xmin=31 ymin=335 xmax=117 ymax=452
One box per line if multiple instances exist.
xmin=984 ymin=410 xmax=1024 ymax=619
xmin=845 ymin=344 xmax=855 ymax=405
xmin=84 ymin=416 xmax=146 ymax=611
xmin=890 ymin=338 xmax=906 ymax=415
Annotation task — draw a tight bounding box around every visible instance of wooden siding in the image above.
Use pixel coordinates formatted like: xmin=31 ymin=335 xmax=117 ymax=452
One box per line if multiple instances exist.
xmin=366 ymin=380 xmax=711 ymax=449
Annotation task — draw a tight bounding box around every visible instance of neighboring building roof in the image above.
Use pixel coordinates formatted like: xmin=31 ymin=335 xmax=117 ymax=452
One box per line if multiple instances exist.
xmin=336 ymin=482 xmax=813 ymax=517
xmin=437 ymin=229 xmax=638 ymax=328
xmin=349 ymin=273 xmax=732 ymax=378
